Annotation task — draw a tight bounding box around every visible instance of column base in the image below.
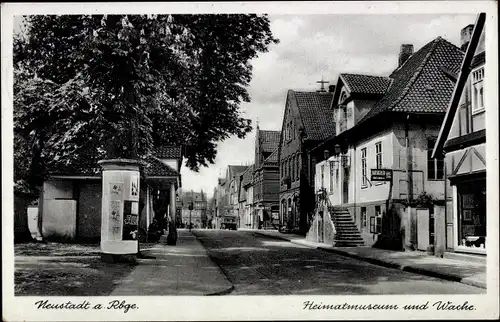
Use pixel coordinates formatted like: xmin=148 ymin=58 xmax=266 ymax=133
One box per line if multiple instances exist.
xmin=101 ymin=253 xmax=138 ymax=265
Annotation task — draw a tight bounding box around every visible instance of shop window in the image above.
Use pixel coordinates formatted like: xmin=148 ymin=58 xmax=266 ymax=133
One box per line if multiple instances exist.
xmin=361 ymin=207 xmax=367 ymax=228
xmin=427 ymin=139 xmax=444 ymax=180
xmin=457 ymin=180 xmax=486 ymax=250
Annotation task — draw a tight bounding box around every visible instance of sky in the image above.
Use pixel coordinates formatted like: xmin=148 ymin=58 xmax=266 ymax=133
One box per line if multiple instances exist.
xmin=180 ymin=14 xmax=476 ymax=198
xmin=12 ymin=13 xmax=477 ymax=198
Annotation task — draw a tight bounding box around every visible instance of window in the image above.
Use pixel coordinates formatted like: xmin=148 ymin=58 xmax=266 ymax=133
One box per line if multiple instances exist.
xmin=321 ymin=164 xmax=325 ymax=189
xmin=427 ymin=139 xmax=444 ymax=180
xmin=375 ymin=142 xmax=382 ymax=169
xmin=329 ymin=161 xmax=335 ymax=193
xmin=471 ymin=67 xmax=484 ymax=114
xmin=291 ymin=155 xmax=295 ymax=181
xmin=361 ymin=148 xmax=367 ymax=186
xmin=295 ymin=153 xmax=301 ymax=180
xmin=361 ymin=207 xmax=367 ymax=228
xmin=340 ymin=92 xmax=347 ymax=104
xmin=287 ymin=158 xmax=291 ymax=178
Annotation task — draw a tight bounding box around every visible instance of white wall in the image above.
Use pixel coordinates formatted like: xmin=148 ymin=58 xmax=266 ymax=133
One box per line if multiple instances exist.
xmin=161 ymin=159 xmax=179 ymax=172
xmin=355 ymin=130 xmax=394 ymax=203
xmin=42 ymin=200 xmax=77 ymax=239
xmin=41 ymin=180 xmax=76 ymax=239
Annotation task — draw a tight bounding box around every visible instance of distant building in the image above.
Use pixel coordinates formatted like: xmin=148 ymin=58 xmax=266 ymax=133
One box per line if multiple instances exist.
xmin=180 ymin=190 xmax=207 ymax=228
xmin=253 ymin=125 xmax=280 ymax=228
xmin=238 ymin=164 xmax=255 ymax=228
xmin=214 ymin=165 xmax=247 ymax=228
xmin=278 ymin=89 xmax=335 ymax=234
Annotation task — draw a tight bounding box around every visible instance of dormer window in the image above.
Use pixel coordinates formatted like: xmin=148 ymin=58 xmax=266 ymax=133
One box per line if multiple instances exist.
xmin=471 ymin=66 xmax=484 ymax=114
xmin=340 ymin=91 xmax=347 ymax=104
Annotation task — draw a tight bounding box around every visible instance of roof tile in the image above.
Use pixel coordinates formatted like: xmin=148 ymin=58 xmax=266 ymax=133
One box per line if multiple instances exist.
xmin=359 ymin=37 xmax=464 ymax=123
xmin=259 ymin=130 xmax=280 ymax=153
xmin=294 ymin=91 xmax=335 ymax=141
xmin=341 ymin=73 xmax=392 ymax=95
xmin=155 ymin=145 xmax=182 ymax=159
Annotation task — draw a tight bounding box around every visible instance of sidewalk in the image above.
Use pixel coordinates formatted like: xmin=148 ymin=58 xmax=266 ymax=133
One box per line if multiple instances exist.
xmin=110 ymin=229 xmax=234 ymax=296
xmin=253 ymin=229 xmax=486 ymax=289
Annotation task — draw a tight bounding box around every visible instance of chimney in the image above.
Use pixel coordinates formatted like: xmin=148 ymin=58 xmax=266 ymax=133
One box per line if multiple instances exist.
xmin=460 ymin=24 xmax=474 ymax=51
xmin=398 ymin=44 xmax=414 ymax=67
xmin=328 ymin=84 xmax=336 ymax=93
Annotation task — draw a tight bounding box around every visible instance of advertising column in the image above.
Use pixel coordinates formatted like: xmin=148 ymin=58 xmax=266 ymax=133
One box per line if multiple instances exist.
xmin=99 ymin=159 xmax=143 ymax=263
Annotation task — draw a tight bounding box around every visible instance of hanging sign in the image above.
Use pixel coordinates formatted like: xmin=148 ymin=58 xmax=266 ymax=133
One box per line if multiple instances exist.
xmin=371 ymin=169 xmax=393 ymax=181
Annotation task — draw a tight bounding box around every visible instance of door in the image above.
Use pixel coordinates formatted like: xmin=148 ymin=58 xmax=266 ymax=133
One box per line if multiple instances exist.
xmin=343 ymin=167 xmax=349 ymax=204
xmin=416 ymin=208 xmax=430 ymax=251
xmin=77 ymin=182 xmax=102 ymax=240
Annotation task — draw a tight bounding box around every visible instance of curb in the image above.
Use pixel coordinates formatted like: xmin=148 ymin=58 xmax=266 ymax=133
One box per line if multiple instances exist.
xmin=190 ymin=231 xmax=235 ymax=296
xmin=255 ymin=231 xmax=486 ymax=289
xmin=206 ymin=285 xmax=235 ymax=296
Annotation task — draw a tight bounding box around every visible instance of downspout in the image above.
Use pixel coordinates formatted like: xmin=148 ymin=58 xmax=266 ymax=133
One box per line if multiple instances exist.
xmin=443 ymin=156 xmax=448 ymax=250
xmin=405 ymin=114 xmax=412 ymax=203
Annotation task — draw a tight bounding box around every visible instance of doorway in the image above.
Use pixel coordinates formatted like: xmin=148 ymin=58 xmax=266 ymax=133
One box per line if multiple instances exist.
xmin=343 ymin=167 xmax=350 ymax=204
xmin=416 ymin=208 xmax=430 ymax=251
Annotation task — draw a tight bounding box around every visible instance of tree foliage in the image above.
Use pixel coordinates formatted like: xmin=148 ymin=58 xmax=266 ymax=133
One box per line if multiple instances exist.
xmin=14 ymin=14 xmax=278 ymax=192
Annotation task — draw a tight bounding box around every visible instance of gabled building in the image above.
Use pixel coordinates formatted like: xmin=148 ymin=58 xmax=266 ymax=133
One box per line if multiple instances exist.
xmin=213 ymin=178 xmax=226 ymax=229
xmin=213 ymin=165 xmax=247 ymax=228
xmin=180 ymin=190 xmax=207 ymax=228
xmin=238 ymin=164 xmax=255 ymax=228
xmin=309 ymin=36 xmax=464 ymax=249
xmin=433 ymin=15 xmax=487 ymax=256
xmin=278 ymin=88 xmax=335 ymax=234
xmin=253 ymin=126 xmax=281 ymax=228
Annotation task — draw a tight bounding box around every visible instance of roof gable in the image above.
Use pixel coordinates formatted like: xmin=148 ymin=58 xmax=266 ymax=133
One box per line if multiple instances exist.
xmin=258 ymin=130 xmax=280 ymax=153
xmin=359 ymin=37 xmax=464 ymax=124
xmin=228 ymin=165 xmax=248 ymax=178
xmin=145 ymin=156 xmax=179 ymax=177
xmin=293 ymin=91 xmax=335 ymax=141
xmin=241 ymin=164 xmax=254 ymax=187
xmin=340 ymin=73 xmax=392 ymax=96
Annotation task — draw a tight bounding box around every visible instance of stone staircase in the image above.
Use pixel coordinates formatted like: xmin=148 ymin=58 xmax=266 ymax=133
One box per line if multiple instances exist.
xmin=328 ymin=207 xmax=364 ymax=247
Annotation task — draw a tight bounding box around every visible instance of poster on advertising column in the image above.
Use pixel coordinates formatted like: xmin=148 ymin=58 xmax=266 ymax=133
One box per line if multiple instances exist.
xmin=108 ymin=182 xmax=124 ymax=240
xmin=130 ymin=174 xmax=139 ymax=200
xmin=109 ymin=200 xmax=122 ymax=240
xmin=123 ymin=201 xmax=139 ymax=240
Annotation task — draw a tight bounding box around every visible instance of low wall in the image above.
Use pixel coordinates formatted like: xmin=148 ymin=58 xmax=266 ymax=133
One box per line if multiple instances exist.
xmin=42 ymin=200 xmax=77 ymax=241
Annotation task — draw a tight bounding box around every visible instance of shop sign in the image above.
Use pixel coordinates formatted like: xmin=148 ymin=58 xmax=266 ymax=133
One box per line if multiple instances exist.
xmin=371 ymin=169 xmax=393 ymax=181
